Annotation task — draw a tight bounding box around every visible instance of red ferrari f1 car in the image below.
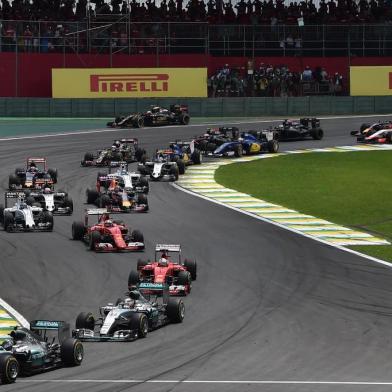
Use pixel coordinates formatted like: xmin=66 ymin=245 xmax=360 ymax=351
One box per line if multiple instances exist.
xmin=128 ymin=244 xmax=197 ymax=296
xmin=71 ymin=209 xmax=144 ymax=252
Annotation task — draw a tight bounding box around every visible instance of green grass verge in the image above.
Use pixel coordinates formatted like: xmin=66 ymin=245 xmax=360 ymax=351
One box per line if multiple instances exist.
xmin=215 ymin=150 xmax=392 ymax=262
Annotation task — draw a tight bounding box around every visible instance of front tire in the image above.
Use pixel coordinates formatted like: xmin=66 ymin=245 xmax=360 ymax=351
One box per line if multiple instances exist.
xmin=72 ymin=221 xmax=86 ymax=240
xmin=129 ymin=313 xmax=148 ymax=338
xmin=166 ymin=298 xmax=185 ymax=323
xmin=267 ymin=139 xmax=279 ymax=153
xmin=0 ymin=353 xmax=19 ymax=384
xmin=89 ymin=231 xmax=101 ymax=250
xmin=184 ymin=258 xmax=197 ymax=280
xmin=131 ymin=230 xmax=144 ymax=243
xmin=128 ymin=270 xmax=140 ymax=287
xmin=75 ymin=312 xmax=95 ymax=330
xmin=60 ymin=338 xmax=84 ymax=366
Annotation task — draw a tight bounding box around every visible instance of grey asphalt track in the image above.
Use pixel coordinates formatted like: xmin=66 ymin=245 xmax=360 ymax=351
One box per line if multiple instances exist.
xmin=2 ymin=116 xmax=392 ymax=392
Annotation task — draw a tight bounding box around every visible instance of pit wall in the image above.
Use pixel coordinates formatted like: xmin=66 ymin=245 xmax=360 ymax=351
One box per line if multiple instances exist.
xmin=1 ymin=53 xmax=392 ymax=97
xmin=1 ymin=96 xmax=392 ymax=117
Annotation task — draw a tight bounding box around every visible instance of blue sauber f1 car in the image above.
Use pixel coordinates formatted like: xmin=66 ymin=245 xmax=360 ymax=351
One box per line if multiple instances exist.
xmin=208 ymin=130 xmax=279 ymax=157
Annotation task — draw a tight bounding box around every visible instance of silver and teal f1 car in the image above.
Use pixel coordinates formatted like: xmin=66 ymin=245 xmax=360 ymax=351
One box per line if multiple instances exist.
xmin=72 ymin=283 xmax=185 ymax=342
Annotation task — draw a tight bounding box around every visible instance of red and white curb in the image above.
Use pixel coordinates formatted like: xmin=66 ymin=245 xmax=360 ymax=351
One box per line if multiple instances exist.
xmin=176 ymin=144 xmax=392 ymax=247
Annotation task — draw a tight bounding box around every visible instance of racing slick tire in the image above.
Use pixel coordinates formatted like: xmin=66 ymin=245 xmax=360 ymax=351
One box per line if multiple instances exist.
xmin=180 ymin=113 xmax=190 ymax=125
xmin=14 ymin=167 xmax=23 ymax=175
xmin=206 ymin=143 xmax=217 ymax=152
xmin=89 ymin=231 xmax=101 ymax=250
xmin=83 ymin=152 xmax=94 ymax=162
xmin=135 ymin=148 xmax=146 ymax=162
xmin=86 ymin=189 xmax=99 ymax=204
xmin=177 ymin=159 xmax=186 ymax=175
xmin=39 ymin=211 xmax=54 ymax=231
xmin=98 ymin=194 xmax=111 ymax=208
xmin=128 ymin=270 xmax=140 ymax=287
xmin=137 ymin=193 xmax=148 ymax=208
xmin=234 ymin=144 xmax=243 ymax=157
xmin=267 ymin=139 xmax=279 ymax=153
xmin=64 ymin=197 xmax=74 ymax=213
xmin=129 ymin=313 xmax=148 ymax=339
xmin=311 ymin=128 xmax=324 ymax=140
xmin=191 ymin=149 xmax=202 ymax=164
xmin=8 ymin=174 xmax=20 ymax=189
xmin=25 ymin=196 xmax=35 ymax=206
xmin=184 ymin=258 xmax=197 ymax=280
xmin=60 ymin=338 xmax=84 ymax=366
xmin=137 ymin=259 xmax=148 ymax=270
xmin=75 ymin=312 xmax=95 ymax=330
xmin=3 ymin=212 xmax=14 ymax=231
xmin=48 ymin=168 xmax=58 ymax=183
xmin=138 ymin=176 xmax=149 ymax=193
xmin=72 ymin=222 xmax=86 ymax=240
xmin=106 ymin=121 xmax=116 ymax=128
xmin=131 ymin=230 xmax=144 ymax=243
xmin=134 ymin=116 xmax=145 ymax=128
xmin=167 ymin=298 xmax=185 ymax=323
xmin=177 ymin=270 xmax=192 ymax=292
xmin=0 ymin=204 xmax=4 ymax=223
xmin=360 ymin=123 xmax=371 ymax=133
xmin=169 ymin=166 xmax=179 ymax=181
xmin=0 ymin=353 xmax=19 ymax=384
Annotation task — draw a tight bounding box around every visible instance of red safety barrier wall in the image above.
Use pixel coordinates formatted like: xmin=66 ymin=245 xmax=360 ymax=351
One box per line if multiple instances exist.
xmin=0 ymin=53 xmax=391 ymax=97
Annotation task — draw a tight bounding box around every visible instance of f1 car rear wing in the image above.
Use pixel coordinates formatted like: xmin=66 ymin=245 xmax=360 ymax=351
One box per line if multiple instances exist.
xmin=155 ymin=244 xmax=181 ymax=252
xmin=27 ymin=157 xmax=47 ymax=170
xmin=4 ymin=191 xmax=26 ymax=208
xmin=86 ymin=208 xmax=108 ymax=215
xmin=119 ymin=138 xmax=138 ymax=144
xmin=30 ymin=320 xmax=71 ymax=343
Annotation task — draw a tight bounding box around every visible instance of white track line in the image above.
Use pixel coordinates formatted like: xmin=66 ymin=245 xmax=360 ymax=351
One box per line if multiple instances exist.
xmin=1 ymin=113 xmax=392 ymax=142
xmin=19 ymin=379 xmax=392 ymax=385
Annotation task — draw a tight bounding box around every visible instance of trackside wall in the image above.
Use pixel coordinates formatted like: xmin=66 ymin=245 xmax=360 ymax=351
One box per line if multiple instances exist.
xmin=1 ymin=96 xmax=392 ymax=117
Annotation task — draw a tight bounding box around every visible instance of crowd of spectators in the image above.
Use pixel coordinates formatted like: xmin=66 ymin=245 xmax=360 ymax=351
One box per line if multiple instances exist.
xmin=0 ymin=0 xmax=391 ymax=24
xmin=208 ymin=62 xmax=345 ymax=97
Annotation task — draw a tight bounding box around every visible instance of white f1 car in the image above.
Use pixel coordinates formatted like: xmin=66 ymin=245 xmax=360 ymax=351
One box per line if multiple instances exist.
xmin=0 ymin=192 xmax=54 ymax=232
xmin=25 ymin=189 xmax=73 ymax=215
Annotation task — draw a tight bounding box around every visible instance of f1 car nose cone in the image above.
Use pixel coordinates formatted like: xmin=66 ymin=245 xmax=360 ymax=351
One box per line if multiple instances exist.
xmin=152 ymin=172 xmax=159 ymax=178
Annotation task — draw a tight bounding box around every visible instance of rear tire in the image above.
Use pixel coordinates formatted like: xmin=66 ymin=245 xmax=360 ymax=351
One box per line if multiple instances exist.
xmin=180 ymin=113 xmax=190 ymax=125
xmin=0 ymin=353 xmax=19 ymax=384
xmin=84 ymin=152 xmax=94 ymax=162
xmin=311 ymin=128 xmax=324 ymax=140
xmin=177 ymin=160 xmax=185 ymax=175
xmin=267 ymin=139 xmax=279 ymax=153
xmin=99 ymin=194 xmax=111 ymax=208
xmin=137 ymin=193 xmax=148 ymax=206
xmin=234 ymin=144 xmax=243 ymax=157
xmin=60 ymin=338 xmax=84 ymax=366
xmin=8 ymin=174 xmax=20 ymax=189
xmin=86 ymin=189 xmax=99 ymax=204
xmin=191 ymin=149 xmax=201 ymax=164
xmin=169 ymin=166 xmax=179 ymax=181
xmin=166 ymin=298 xmax=185 ymax=323
xmin=3 ymin=212 xmax=14 ymax=231
xmin=48 ymin=168 xmax=58 ymax=183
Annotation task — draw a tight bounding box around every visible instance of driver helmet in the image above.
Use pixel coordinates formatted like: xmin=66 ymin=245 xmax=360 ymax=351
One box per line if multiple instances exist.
xmin=104 ymin=219 xmax=114 ymax=227
xmin=158 ymin=257 xmax=168 ymax=267
xmin=124 ymin=297 xmax=134 ymax=308
xmin=44 ymin=187 xmax=51 ymax=194
xmin=114 ymin=140 xmax=121 ymax=148
xmin=29 ymin=163 xmax=37 ymax=172
xmin=19 ymin=202 xmax=27 ymax=210
xmin=151 ymin=106 xmax=160 ymax=114
xmin=111 ymin=146 xmax=117 ymax=152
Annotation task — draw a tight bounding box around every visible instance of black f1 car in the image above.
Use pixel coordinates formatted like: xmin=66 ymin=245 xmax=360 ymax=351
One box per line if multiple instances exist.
xmin=9 ymin=158 xmax=58 ymax=191
xmin=24 ymin=189 xmax=73 ymax=215
xmin=272 ymin=118 xmax=324 ymax=141
xmin=81 ymin=139 xmax=145 ymax=167
xmin=106 ymin=105 xmax=190 ymax=128
xmin=0 ymin=320 xmax=83 ymax=384
xmin=72 ymin=283 xmax=185 ymax=342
